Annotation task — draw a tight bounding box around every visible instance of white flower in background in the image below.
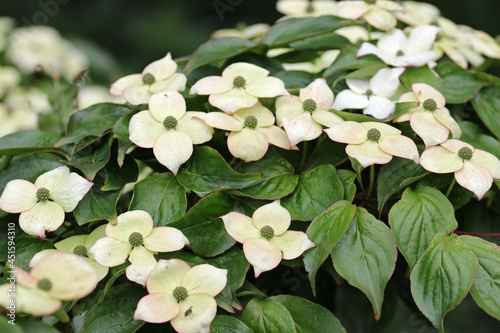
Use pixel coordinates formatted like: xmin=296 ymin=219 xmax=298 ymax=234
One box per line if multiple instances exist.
xmin=211 ymin=23 xmax=270 ymax=40
xmin=276 ymin=0 xmax=338 ymax=18
xmin=0 ymin=66 xmax=21 ymax=97
xmin=276 ymin=78 xmax=343 ymax=147
xmin=88 ymin=210 xmax=189 ymax=286
xmin=222 ymin=200 xmax=315 ymax=277
xmin=189 ymin=62 xmax=289 ymax=114
xmin=420 ymin=140 xmax=500 ymax=199
xmin=29 ymin=225 xmax=109 ymax=281
xmin=0 ymin=166 xmax=93 ymax=238
xmin=128 ymin=90 xmax=213 ymax=174
xmin=337 ymin=0 xmax=403 ymax=31
xmin=395 ymin=83 xmax=461 ymax=147
xmin=0 ymin=253 xmax=98 ymax=317
xmin=357 ymin=25 xmax=441 ymax=67
xmin=197 ymin=102 xmax=291 ymax=162
xmin=134 ymin=259 xmax=227 ymax=333
xmin=267 ymin=49 xmax=340 ymax=74
xmin=7 ymin=26 xmax=89 ymax=81
xmin=77 ymin=85 xmax=126 ymax=110
xmin=395 ymin=1 xmax=440 ymax=26
xmin=0 ymin=17 xmax=15 ymax=52
xmin=110 ymin=53 xmax=187 ymax=105
xmin=4 ymin=86 xmax=52 ymax=114
xmin=0 ymin=103 xmax=38 ymax=138
xmin=335 ymin=25 xmax=370 ymax=44
xmin=332 ymin=67 xmax=405 ymax=119
xmin=325 ymin=121 xmax=419 ymax=167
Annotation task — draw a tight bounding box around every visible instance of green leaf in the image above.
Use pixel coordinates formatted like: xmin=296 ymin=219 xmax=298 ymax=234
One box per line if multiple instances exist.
xmin=384 ymin=101 xmax=419 ymax=122
xmin=290 ymin=31 xmax=350 ymax=51
xmin=460 ymin=235 xmax=500 ymax=320
xmin=410 ymin=233 xmax=478 ymax=332
xmin=263 ymin=15 xmax=351 ymax=47
xmin=14 ymin=234 xmax=53 ymax=270
xmin=331 ymin=207 xmax=397 ymax=320
xmin=83 ymin=284 xmax=146 ymax=333
xmin=14 ymin=318 xmax=60 ymax=333
xmin=169 ymin=192 xmax=236 ymax=257
xmin=270 ymin=295 xmax=347 ymax=333
xmin=331 ymin=109 xmax=380 ymax=123
xmin=66 ymin=136 xmax=112 ymax=181
xmin=57 ymin=103 xmax=133 ymax=146
xmin=377 ymin=157 xmax=429 ymax=211
xmin=304 ymin=201 xmax=356 ymax=294
xmin=177 ymin=146 xmax=261 ymax=196
xmin=211 ymin=316 xmax=253 ymax=333
xmin=282 ymin=164 xmax=344 ymax=221
xmin=274 ymin=70 xmax=314 ymax=89
xmin=129 ymin=173 xmax=186 ymax=227
xmin=338 ymin=169 xmax=357 ymax=202
xmin=400 ymin=66 xmax=443 ymax=94
xmin=323 ymin=44 xmax=383 ymax=78
xmin=207 ymin=247 xmax=250 ymax=312
xmin=0 ymin=130 xmax=63 ymax=156
xmin=101 ymin=154 xmax=138 ymax=191
xmin=417 ymin=173 xmax=473 ymax=209
xmin=389 ymin=187 xmax=458 ymax=268
xmin=459 ymin=121 xmax=500 ymax=159
xmin=434 ymin=62 xmax=485 ymax=103
xmin=305 ymin=137 xmax=347 ymax=170
xmin=112 ymin=112 xmax=134 ymax=166
xmin=236 ymin=149 xmax=298 ymax=200
xmin=241 ymin=298 xmax=296 ymax=333
xmin=73 ymin=185 xmax=121 ymax=225
xmin=471 ymin=86 xmax=500 ymax=140
xmin=185 ymin=37 xmax=257 ymax=75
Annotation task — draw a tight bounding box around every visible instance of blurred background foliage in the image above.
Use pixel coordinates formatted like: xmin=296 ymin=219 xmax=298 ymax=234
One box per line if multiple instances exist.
xmin=1 ymin=0 xmax=500 ymax=83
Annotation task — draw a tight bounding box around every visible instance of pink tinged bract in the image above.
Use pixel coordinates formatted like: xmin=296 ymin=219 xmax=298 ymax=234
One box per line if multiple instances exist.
xmin=189 ymin=76 xmax=232 ymax=95
xmin=19 ymin=200 xmax=65 ymax=238
xmin=221 ymin=212 xmax=261 ymax=243
xmin=420 ymin=146 xmax=464 ymax=173
xmin=209 ymin=88 xmax=258 ymax=114
xmin=282 ymin=112 xmax=323 ymax=147
xmin=106 ymin=210 xmax=154 ymax=242
xmin=153 ymin=130 xmax=193 ymax=175
xmin=270 ymin=231 xmax=316 ymax=260
xmin=324 ymin=121 xmax=368 ymax=144
xmin=170 ymin=294 xmax=217 ymax=333
xmin=243 ymin=238 xmax=282 ymax=277
xmin=252 ymin=200 xmax=291 ymax=235
xmin=149 ymin=90 xmax=186 ymax=121
xmin=245 ymin=76 xmax=289 ymax=98
xmin=346 ymin=141 xmax=393 ymax=168
xmin=128 ymin=110 xmax=167 ymax=148
xmin=196 ymin=112 xmax=243 ymax=132
xmin=88 ymin=237 xmax=132 ymax=267
xmin=455 ymin=162 xmax=493 ymax=200
xmin=143 ymin=227 xmax=190 ymax=252
xmin=410 ymin=111 xmax=450 ymax=147
xmin=176 ymin=112 xmax=214 ymax=145
xmin=0 ymin=284 xmax=61 ymax=317
xmin=147 ymin=259 xmax=191 ymax=294
xmin=299 ymin=78 xmax=334 ymax=110
xmin=0 ymin=179 xmax=37 ymax=213
xmin=228 ymin=128 xmax=269 ymax=162
xmin=134 ymin=293 xmax=180 ymax=323
xmin=126 ymin=245 xmax=158 ymax=286
xmin=182 ymin=264 xmax=228 ymax=297
xmin=379 ymin=134 xmax=420 ymax=164
xmin=411 ymin=83 xmax=446 ymax=107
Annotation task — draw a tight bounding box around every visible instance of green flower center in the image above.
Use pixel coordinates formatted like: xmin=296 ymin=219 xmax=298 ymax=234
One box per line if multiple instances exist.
xmin=458 ymin=147 xmax=473 ymax=160
xmin=365 ymin=0 xmax=376 ymax=4
xmin=396 ymin=50 xmax=404 ymax=56
xmin=423 ymin=98 xmax=438 ymax=111
xmin=244 ymin=115 xmax=258 ymax=129
xmin=366 ymin=89 xmax=373 ymax=97
xmin=37 ymin=278 xmax=52 ymax=291
xmin=36 ymin=187 xmax=50 ymax=201
xmin=367 ymin=128 xmax=381 ymax=141
xmin=173 ymin=286 xmax=188 ymax=302
xmin=163 ymin=115 xmax=178 ymax=129
xmin=306 ymin=3 xmax=314 ymax=13
xmin=233 ymin=76 xmax=246 ymax=88
xmin=302 ymin=99 xmax=317 ymax=112
xmin=142 ymin=73 xmax=156 ymax=85
xmin=260 ymin=225 xmax=275 ymax=240
xmin=73 ymin=245 xmax=87 ymax=256
xmin=129 ymin=232 xmax=144 ymax=247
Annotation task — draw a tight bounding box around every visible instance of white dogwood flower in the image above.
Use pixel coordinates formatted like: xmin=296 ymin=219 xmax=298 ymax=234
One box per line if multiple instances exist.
xmin=276 ymin=0 xmax=338 ymax=18
xmin=337 ymin=0 xmax=403 ymax=31
xmin=395 ymin=1 xmax=440 ymax=26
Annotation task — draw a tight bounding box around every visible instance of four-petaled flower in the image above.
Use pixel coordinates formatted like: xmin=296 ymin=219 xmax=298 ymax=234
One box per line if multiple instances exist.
xmin=276 ymin=78 xmax=343 ymax=147
xmin=128 ymin=90 xmax=213 ymax=174
xmin=196 ymin=102 xmax=291 ymax=162
xmin=222 ymin=200 xmax=316 ymax=277
xmin=0 ymin=166 xmax=93 ymax=238
xmin=420 ymin=139 xmax=500 ymax=200
xmin=88 ymin=210 xmax=189 ymax=286
xmin=189 ymin=62 xmax=289 ymax=114
xmin=134 ymin=259 xmax=227 ymax=333
xmin=337 ymin=0 xmax=403 ymax=31
xmin=395 ymin=83 xmax=461 ymax=147
xmin=332 ymin=67 xmax=405 ymax=119
xmin=0 ymin=252 xmax=98 ymax=316
xmin=325 ymin=121 xmax=419 ymax=168
xmin=110 ymin=53 xmax=187 ymax=105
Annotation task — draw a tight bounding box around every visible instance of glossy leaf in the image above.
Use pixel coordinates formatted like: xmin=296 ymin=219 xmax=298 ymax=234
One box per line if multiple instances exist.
xmin=290 ymin=31 xmax=350 ymax=51
xmin=389 ymin=186 xmax=458 ymax=268
xmin=472 ymin=86 xmax=500 ymax=140
xmin=211 ymin=315 xmax=253 ymax=333
xmin=410 ymin=233 xmax=478 ymax=332
xmin=129 ymin=173 xmax=186 ymax=227
xmin=66 ymin=136 xmax=112 ymax=181
xmin=0 ymin=130 xmax=63 ymax=156
xmin=113 ymin=112 xmax=135 ymax=166
xmin=434 ymin=62 xmax=485 ymax=103
xmin=400 ymin=66 xmax=443 ymax=94
xmin=101 ymin=154 xmax=138 ymax=191
xmin=241 ymin=298 xmax=296 ymax=333
xmin=274 ymin=70 xmax=314 ymax=89
xmin=338 ymin=169 xmax=357 ymax=202
xmin=73 ymin=184 xmax=121 ymax=225
xmin=323 ymin=44 xmax=383 ymax=78
xmin=331 ymin=207 xmax=397 ymax=320
xmin=305 ymin=137 xmax=347 ymax=170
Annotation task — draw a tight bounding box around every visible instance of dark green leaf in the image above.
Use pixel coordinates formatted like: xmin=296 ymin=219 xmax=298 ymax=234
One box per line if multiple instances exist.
xmin=389 ymin=187 xmax=457 ymax=268
xmin=0 ymin=130 xmax=63 ymax=156
xmin=211 ymin=316 xmax=253 ymax=333
xmin=169 ymin=192 xmax=237 ymax=257
xmin=305 ymin=137 xmax=347 ymax=170
xmin=332 ymin=207 xmax=397 ymax=320
xmin=323 ymin=44 xmax=384 ymax=78
xmin=177 ymin=146 xmax=261 ymax=196
xmin=338 ymin=169 xmax=357 ymax=202
xmin=290 ymin=31 xmax=350 ymax=51
xmin=129 ymin=173 xmax=186 ymax=227
xmin=101 ymin=154 xmax=138 ymax=191
xmin=113 ymin=112 xmax=135 ymax=166
xmin=73 ymin=185 xmax=121 ymax=225
xmin=304 ymin=201 xmax=356 ymax=294
xmin=384 ymin=101 xmax=420 ymax=122
xmin=14 ymin=235 xmax=53 ymax=270
xmin=274 ymin=70 xmax=314 ymax=89
xmin=410 ymin=233 xmax=478 ymax=332
xmin=400 ymin=66 xmax=443 ymax=94
xmin=434 ymin=62 xmax=485 ymax=103
xmin=459 ymin=121 xmax=500 ymax=159
xmin=241 ymin=298 xmax=296 ymax=333
xmin=66 ymin=136 xmax=112 ymax=181
xmin=471 ymin=86 xmax=500 ymax=140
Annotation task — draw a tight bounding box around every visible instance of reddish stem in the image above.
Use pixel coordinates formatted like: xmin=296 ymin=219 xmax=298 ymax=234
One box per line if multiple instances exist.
xmin=454 ymin=231 xmax=500 ymax=237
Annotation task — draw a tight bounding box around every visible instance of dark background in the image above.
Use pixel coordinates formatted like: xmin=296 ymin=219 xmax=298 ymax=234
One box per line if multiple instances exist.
xmin=2 ymin=0 xmax=500 ymax=78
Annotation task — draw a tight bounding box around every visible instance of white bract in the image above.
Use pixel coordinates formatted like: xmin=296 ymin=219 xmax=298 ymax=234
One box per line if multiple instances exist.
xmin=110 ymin=53 xmax=187 ymax=105
xmin=197 ymin=102 xmax=291 ymax=162
xmin=420 ymin=140 xmax=500 ymax=200
xmin=337 ymin=0 xmax=403 ymax=31
xmin=276 ymin=78 xmax=343 ymax=147
xmin=211 ymin=23 xmax=270 ymax=40
xmin=395 ymin=1 xmax=440 ymax=26
xmin=189 ymin=62 xmax=289 ymax=114
xmin=332 ymin=67 xmax=405 ymax=119
xmin=357 ymin=25 xmax=441 ymax=67
xmin=0 ymin=166 xmax=93 ymax=238
xmin=88 ymin=210 xmax=189 ymax=286
xmin=276 ymin=0 xmax=338 ymax=18
xmin=128 ymin=90 xmax=213 ymax=174
xmin=134 ymin=259 xmax=227 ymax=333
xmin=222 ymin=200 xmax=315 ymax=277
